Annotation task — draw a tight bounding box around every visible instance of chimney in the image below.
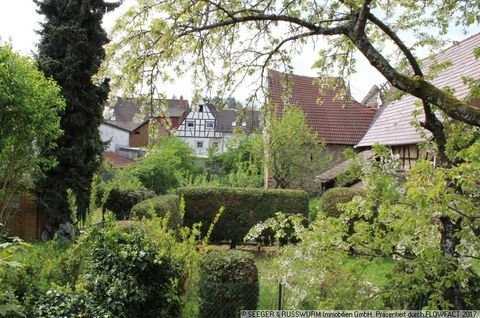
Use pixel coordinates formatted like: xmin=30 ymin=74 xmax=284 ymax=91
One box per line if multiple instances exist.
xmin=178 ymin=95 xmax=184 ymax=108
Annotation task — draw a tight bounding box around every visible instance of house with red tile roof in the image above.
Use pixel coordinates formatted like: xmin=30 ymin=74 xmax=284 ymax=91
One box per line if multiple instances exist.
xmin=356 ymin=33 xmax=480 ymax=170
xmin=267 ymin=70 xmax=377 ymax=192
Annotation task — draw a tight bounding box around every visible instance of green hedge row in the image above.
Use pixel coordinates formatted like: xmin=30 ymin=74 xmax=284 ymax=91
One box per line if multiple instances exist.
xmin=321 ymin=187 xmax=365 ymax=218
xmin=131 ymin=195 xmax=182 ymax=229
xmin=177 ymin=187 xmax=309 ymax=247
xmin=104 ymin=187 xmax=155 ymax=220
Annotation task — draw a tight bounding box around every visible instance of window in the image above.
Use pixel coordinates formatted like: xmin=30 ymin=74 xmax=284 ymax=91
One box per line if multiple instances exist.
xmin=205 ymin=121 xmax=214 ymax=129
xmin=241 ymin=122 xmax=247 ymax=127
xmin=186 ymin=121 xmax=194 ymax=128
xmin=197 ymin=141 xmax=203 ymax=148
xmin=212 ymin=142 xmax=219 ymax=149
xmin=231 ymin=122 xmax=237 ymax=127
xmin=199 ymin=105 xmax=204 ymax=112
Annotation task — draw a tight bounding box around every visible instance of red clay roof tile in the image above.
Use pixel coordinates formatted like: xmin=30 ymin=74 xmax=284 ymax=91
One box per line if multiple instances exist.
xmin=103 ymin=151 xmax=134 ymax=169
xmin=268 ymin=70 xmax=377 ymax=145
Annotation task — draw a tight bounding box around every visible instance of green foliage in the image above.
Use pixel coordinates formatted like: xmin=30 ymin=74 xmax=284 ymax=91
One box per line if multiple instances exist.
xmin=308 ymin=196 xmax=322 ymax=222
xmin=272 ymin=219 xmax=385 ymax=309
xmin=32 ymin=287 xmax=103 ymax=318
xmin=335 ymin=149 xmax=364 ymax=187
xmin=127 ymin=136 xmax=198 ymax=194
xmin=35 ymin=0 xmax=120 ymax=224
xmin=84 ymin=223 xmax=181 ymax=318
xmin=0 ymin=45 xmax=64 ymax=235
xmin=267 ymin=106 xmax=327 ymax=189
xmin=211 ymin=134 xmax=263 ymax=175
xmin=1 ymin=208 xmax=207 ymax=317
xmin=0 ymin=240 xmax=86 ymax=316
xmin=178 ymin=187 xmax=309 ymax=246
xmin=245 ymin=212 xmax=307 ymax=247
xmin=320 ymin=187 xmax=366 ymax=218
xmin=131 ymin=194 xmax=182 ymax=229
xmin=104 ymin=186 xmax=155 ymax=220
xmin=199 ymin=250 xmax=258 ymax=317
xmin=0 ymin=242 xmax=25 ymax=317
xmin=383 ymin=258 xmax=480 ymax=309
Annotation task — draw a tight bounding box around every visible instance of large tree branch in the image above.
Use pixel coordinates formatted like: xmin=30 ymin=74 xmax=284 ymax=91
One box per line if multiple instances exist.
xmin=367 ymin=12 xmax=423 ymax=77
xmin=177 ymin=13 xmax=349 ymax=37
xmin=347 ymin=31 xmax=480 ymax=127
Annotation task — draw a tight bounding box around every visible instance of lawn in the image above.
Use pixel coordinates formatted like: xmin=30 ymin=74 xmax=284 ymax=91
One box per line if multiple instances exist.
xmin=255 ymin=252 xmax=396 ymax=310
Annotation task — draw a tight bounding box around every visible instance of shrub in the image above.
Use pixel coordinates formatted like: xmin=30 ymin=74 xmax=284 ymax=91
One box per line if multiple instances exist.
xmin=32 ymin=287 xmax=106 ymax=317
xmin=131 ymin=195 xmax=181 ymax=229
xmin=320 ymin=187 xmax=365 ymax=218
xmin=84 ymin=224 xmax=181 ymax=318
xmin=244 ymin=212 xmax=307 ymax=247
xmin=199 ymin=250 xmax=258 ymax=318
xmin=0 ymin=240 xmax=78 ymax=301
xmin=103 ymin=186 xmax=155 ymax=220
xmin=178 ymin=187 xmax=309 ymax=247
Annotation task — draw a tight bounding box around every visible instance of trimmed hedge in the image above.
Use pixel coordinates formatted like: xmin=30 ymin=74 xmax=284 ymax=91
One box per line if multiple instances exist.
xmin=177 ymin=187 xmax=309 ymax=247
xmin=199 ymin=250 xmax=258 ymax=318
xmin=321 ymin=187 xmax=365 ymax=218
xmin=131 ymin=195 xmax=182 ymax=229
xmin=104 ymin=187 xmax=155 ymax=220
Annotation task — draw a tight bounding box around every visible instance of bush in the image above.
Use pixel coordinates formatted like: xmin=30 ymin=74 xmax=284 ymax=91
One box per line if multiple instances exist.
xmin=178 ymin=187 xmax=309 ymax=247
xmin=244 ymin=212 xmax=306 ymax=247
xmin=103 ymin=186 xmax=155 ymax=220
xmin=320 ymin=187 xmax=365 ymax=218
xmin=32 ymin=287 xmax=107 ymax=317
xmin=199 ymin=250 xmax=258 ymax=318
xmin=131 ymin=195 xmax=181 ymax=229
xmin=84 ymin=224 xmax=181 ymax=318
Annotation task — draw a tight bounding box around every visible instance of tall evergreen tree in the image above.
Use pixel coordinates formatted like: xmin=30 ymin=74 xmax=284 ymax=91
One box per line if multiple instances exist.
xmin=35 ymin=0 xmax=119 ymax=225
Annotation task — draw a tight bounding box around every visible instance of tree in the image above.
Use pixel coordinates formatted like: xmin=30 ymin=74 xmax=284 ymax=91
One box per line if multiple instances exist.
xmin=126 ymin=136 xmax=197 ymax=194
xmin=100 ymin=0 xmax=480 ymax=308
xmin=35 ymin=0 xmax=120 ymax=225
xmin=267 ymin=106 xmax=326 ymax=189
xmin=0 ymin=45 xmax=64 ymax=235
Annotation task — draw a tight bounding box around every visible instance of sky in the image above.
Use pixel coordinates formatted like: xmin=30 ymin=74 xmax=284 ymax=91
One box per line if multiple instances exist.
xmin=0 ymin=0 xmax=478 ymax=103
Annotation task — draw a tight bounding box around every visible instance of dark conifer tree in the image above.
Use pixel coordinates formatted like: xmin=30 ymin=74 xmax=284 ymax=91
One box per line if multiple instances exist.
xmin=35 ymin=0 xmax=119 ymax=225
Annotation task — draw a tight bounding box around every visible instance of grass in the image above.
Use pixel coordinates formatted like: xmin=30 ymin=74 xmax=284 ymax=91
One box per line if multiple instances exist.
xmin=308 ymin=195 xmax=322 ymax=222
xmin=256 ymin=254 xmax=279 ymax=310
xmin=254 ymin=252 xmax=396 ymax=310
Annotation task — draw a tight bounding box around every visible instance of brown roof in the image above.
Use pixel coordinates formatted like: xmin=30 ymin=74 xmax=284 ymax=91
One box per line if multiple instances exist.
xmin=104 ymin=120 xmax=144 ymax=132
xmin=356 ymin=33 xmax=480 ymax=147
xmin=110 ymin=97 xmax=189 ymax=122
xmin=268 ymin=70 xmax=377 ymax=145
xmin=103 ymin=151 xmax=135 ymax=168
xmin=316 ymin=150 xmax=375 ymax=182
xmin=215 ymin=108 xmax=262 ymax=133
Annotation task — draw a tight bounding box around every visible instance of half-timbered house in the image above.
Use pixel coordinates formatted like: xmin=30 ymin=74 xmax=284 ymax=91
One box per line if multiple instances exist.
xmin=176 ymin=102 xmax=261 ymax=157
xmin=176 ymin=103 xmax=224 ymax=157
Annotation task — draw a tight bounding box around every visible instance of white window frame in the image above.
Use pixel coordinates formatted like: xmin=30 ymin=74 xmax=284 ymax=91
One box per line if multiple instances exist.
xmin=205 ymin=121 xmax=215 ymax=129
xmin=186 ymin=120 xmax=195 ymax=128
